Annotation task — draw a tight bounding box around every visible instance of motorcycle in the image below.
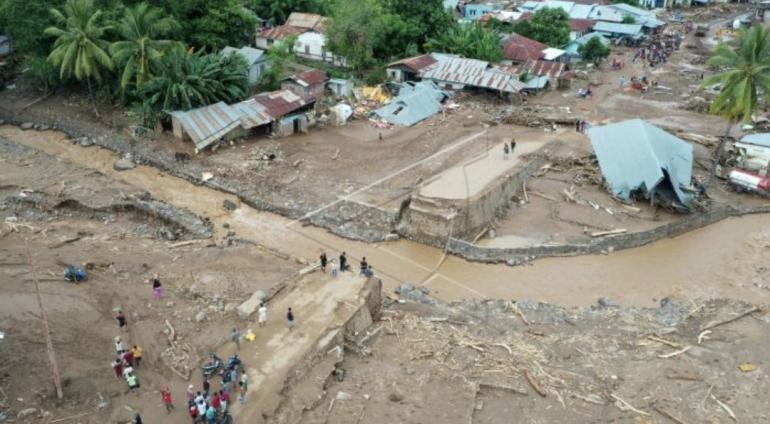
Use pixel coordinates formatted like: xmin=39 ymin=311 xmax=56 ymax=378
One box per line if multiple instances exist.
xmin=201 ymin=353 xmax=223 ymax=378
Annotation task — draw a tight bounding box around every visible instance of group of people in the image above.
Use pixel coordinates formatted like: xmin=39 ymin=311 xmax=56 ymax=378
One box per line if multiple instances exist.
xmin=575 ymin=120 xmax=590 ymax=134
xmin=502 ymin=140 xmax=517 ymax=160
xmin=185 ymin=364 xmax=246 ymax=423
xmin=319 ymin=251 xmax=375 ymax=278
xmin=631 ymin=33 xmax=681 ymax=68
xmin=111 ymin=336 xmax=143 ymax=392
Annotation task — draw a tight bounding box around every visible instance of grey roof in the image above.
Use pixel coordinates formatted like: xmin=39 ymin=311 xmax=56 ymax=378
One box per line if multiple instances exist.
xmin=171 ymin=99 xmax=273 ymax=150
xmin=593 ymin=21 xmax=643 ymax=36
xmin=588 ymin=119 xmax=693 ymax=206
xmin=524 ymin=75 xmax=550 ymax=90
xmin=221 ymin=46 xmax=266 ymax=65
xmin=371 ymin=81 xmax=447 ymax=126
xmin=171 ymin=102 xmax=243 ymax=150
xmin=420 ymin=55 xmax=526 ymax=93
xmin=740 ymin=133 xmax=770 ymax=148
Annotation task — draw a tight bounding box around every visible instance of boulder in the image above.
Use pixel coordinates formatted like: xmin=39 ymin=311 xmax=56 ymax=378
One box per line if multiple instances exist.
xmin=195 ymin=311 xmax=208 ymax=322
xmin=17 ymin=408 xmax=37 ymax=420
xmin=20 ymin=122 xmax=34 ymax=130
xmin=114 ymin=157 xmax=136 ymax=171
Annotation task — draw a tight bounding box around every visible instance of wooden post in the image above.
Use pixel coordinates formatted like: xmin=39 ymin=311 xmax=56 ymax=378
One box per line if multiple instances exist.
xmin=25 ymin=240 xmax=63 ymax=399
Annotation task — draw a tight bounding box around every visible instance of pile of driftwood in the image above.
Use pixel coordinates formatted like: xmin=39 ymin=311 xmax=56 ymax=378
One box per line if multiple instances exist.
xmin=159 ymin=320 xmax=195 ymax=380
xmin=502 ymin=107 xmax=579 ymax=128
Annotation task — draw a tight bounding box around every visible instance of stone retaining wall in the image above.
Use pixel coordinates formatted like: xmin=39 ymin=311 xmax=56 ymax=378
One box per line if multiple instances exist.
xmin=449 ymin=204 xmax=770 ymax=264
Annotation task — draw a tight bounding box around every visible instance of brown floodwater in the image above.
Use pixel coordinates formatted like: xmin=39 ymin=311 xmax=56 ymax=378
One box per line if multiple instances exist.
xmin=3 ymin=125 xmax=769 ymax=307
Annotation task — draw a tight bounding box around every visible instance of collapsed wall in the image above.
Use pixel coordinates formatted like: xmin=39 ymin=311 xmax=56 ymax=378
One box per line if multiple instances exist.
xmin=398 ymin=143 xmax=554 ymax=247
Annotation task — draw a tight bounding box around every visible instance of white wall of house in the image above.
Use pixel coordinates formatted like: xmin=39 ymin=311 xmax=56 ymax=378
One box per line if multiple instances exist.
xmin=293 ymin=32 xmax=347 ymax=67
xmin=255 ymin=37 xmax=275 ymax=50
xmin=248 ymin=60 xmax=269 ymax=85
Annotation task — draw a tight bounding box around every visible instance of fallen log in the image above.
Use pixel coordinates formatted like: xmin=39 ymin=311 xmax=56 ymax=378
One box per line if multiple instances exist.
xmin=525 ymin=370 xmax=547 ymax=397
xmin=701 ymin=306 xmax=761 ymax=331
xmin=589 ymin=228 xmax=627 ymax=238
xmin=479 ymin=382 xmax=528 ymax=396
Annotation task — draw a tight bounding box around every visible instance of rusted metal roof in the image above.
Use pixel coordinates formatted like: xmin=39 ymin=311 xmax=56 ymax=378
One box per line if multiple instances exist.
xmin=286 ymin=12 xmax=325 ymax=31
xmin=232 ymin=99 xmax=272 ymax=129
xmin=569 ymin=18 xmax=595 ymax=32
xmin=252 ymin=89 xmax=311 ymax=119
xmin=507 ymin=60 xmax=567 ymax=79
xmin=387 ymin=54 xmax=438 ymax=73
xmin=284 ymin=69 xmax=328 ymax=87
xmin=170 ymin=102 xmax=242 ymax=150
xmin=420 ymin=56 xmax=525 ymax=93
xmin=257 ymin=24 xmax=306 ymax=41
xmin=503 ymin=34 xmax=547 ymax=63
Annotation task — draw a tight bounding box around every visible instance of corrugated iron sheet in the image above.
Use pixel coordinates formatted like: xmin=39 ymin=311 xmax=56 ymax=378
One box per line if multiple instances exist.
xmin=252 ymin=89 xmax=310 ymax=119
xmin=588 ymin=119 xmax=693 ymax=206
xmin=371 ymin=81 xmax=447 ymax=126
xmin=420 ymin=56 xmax=525 ymax=93
xmin=286 ymin=12 xmax=325 ymax=30
xmin=593 ymin=21 xmax=643 ymax=36
xmin=232 ymin=99 xmax=272 ymax=129
xmin=171 ymin=102 xmax=242 ymax=150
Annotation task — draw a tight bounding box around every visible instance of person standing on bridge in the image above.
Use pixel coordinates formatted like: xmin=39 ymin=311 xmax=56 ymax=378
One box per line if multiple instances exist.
xmin=359 ymin=257 xmax=368 ymax=275
xmin=319 ymin=252 xmax=328 ymax=272
xmin=503 ymin=144 xmax=510 ymax=160
xmin=287 ymin=307 xmax=295 ymax=331
xmin=339 ymin=252 xmax=348 ymax=272
xmin=510 ymin=139 xmax=516 ymax=155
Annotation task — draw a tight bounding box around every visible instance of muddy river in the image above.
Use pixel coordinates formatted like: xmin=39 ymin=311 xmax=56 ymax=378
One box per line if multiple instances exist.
xmin=3 ymin=126 xmax=769 ymax=307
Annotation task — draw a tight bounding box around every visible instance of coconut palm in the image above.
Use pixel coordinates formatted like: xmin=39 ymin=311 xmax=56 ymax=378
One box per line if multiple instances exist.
xmin=424 ymin=22 xmax=502 ymax=63
xmin=110 ymin=2 xmax=180 ymax=92
xmin=702 ymin=25 xmax=770 ymax=186
xmin=142 ymin=49 xmax=248 ymax=112
xmin=44 ymin=0 xmax=113 ymax=98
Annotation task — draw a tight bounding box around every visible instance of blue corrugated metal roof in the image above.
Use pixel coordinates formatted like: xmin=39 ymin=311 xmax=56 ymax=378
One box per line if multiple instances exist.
xmin=593 ymin=21 xmax=643 ymax=36
xmin=740 ymin=133 xmax=770 ymax=148
xmin=371 ymin=81 xmax=447 ymax=126
xmin=170 ymin=102 xmax=242 ymax=150
xmin=588 ymin=119 xmax=693 ymax=206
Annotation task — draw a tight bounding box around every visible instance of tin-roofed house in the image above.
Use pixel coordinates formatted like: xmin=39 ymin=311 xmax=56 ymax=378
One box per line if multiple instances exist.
xmin=221 ymin=46 xmax=269 ymax=85
xmin=253 ymin=89 xmax=316 ymax=136
xmin=281 ymin=69 xmax=329 ymax=102
xmin=588 ymin=119 xmax=694 ymax=210
xmin=170 ymin=100 xmax=273 ymax=151
xmin=386 ymin=54 xmax=438 ymax=83
xmin=288 ymin=13 xmax=347 ymax=66
xmin=419 ymin=55 xmax=526 ymax=98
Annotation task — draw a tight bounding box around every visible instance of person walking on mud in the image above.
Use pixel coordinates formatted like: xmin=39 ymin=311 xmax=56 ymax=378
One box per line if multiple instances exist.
xmin=150 ymin=274 xmax=163 ymax=300
xmin=161 ymin=386 xmax=174 ymax=413
xmin=503 ymin=143 xmax=510 ymax=160
xmin=319 ymin=252 xmax=328 ymax=272
xmin=112 ymin=358 xmax=123 ymax=379
xmin=286 ymin=307 xmax=295 ymax=331
xmin=258 ymin=303 xmax=268 ymax=328
xmin=231 ymin=327 xmax=240 ymax=350
xmin=510 ymin=139 xmax=516 ymax=155
xmin=339 ymin=252 xmax=348 ymax=272
xmin=115 ymin=310 xmax=127 ymax=330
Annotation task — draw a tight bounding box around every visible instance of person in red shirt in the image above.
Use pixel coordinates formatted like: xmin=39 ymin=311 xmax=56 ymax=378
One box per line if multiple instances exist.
xmin=211 ymin=392 xmax=221 ymax=411
xmin=189 ymin=404 xmax=198 ymax=422
xmin=112 ymin=359 xmax=123 ymax=379
xmin=161 ymin=387 xmax=174 ymax=413
xmin=122 ymin=350 xmax=135 ymax=367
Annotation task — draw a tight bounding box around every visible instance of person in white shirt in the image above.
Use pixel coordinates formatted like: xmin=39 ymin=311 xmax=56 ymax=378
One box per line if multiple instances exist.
xmin=258 ymin=303 xmax=268 ymax=328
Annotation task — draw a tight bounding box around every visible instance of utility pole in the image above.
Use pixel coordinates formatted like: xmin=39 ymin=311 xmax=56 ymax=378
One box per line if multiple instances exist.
xmin=25 ymin=240 xmax=63 ymax=400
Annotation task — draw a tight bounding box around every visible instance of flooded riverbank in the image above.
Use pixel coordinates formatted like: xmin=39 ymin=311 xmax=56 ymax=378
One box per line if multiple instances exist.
xmin=2 ymin=125 xmax=769 ymax=307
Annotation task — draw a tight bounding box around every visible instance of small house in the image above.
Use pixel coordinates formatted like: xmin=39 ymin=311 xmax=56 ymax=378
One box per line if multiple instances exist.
xmin=253 ymin=89 xmax=316 ymax=136
xmin=327 ymin=78 xmax=354 ymax=98
xmin=420 ymin=55 xmax=526 ymax=96
xmin=501 ymin=34 xmax=548 ymax=65
xmin=281 ymin=69 xmax=329 ymax=102
xmin=386 ymin=54 xmax=438 ymax=82
xmin=286 ymin=12 xmax=347 ymax=66
xmin=255 ymin=24 xmax=305 ymax=50
xmin=463 ymin=2 xmax=502 ymax=20
xmin=568 ymin=19 xmax=595 ymax=40
xmin=220 ymin=46 xmax=268 ymax=85
xmin=564 ymin=32 xmax=610 ymax=62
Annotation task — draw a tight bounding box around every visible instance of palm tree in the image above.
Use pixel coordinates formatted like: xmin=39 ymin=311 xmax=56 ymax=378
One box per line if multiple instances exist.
xmin=142 ymin=50 xmax=248 ymax=112
xmin=702 ymin=25 xmax=770 ymax=187
xmin=109 ymin=2 xmax=180 ymax=92
xmin=44 ymin=0 xmax=113 ymax=110
xmin=424 ymin=22 xmax=502 ymax=63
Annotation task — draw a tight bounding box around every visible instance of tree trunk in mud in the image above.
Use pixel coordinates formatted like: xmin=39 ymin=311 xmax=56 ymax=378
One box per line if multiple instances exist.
xmin=85 ymin=78 xmax=101 ymax=119
xmin=706 ymin=120 xmax=733 ymax=189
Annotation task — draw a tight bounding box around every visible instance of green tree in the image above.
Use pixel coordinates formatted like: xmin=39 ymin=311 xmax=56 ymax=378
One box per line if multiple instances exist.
xmin=258 ymin=35 xmax=296 ymax=91
xmin=381 ymin=0 xmax=455 ymax=49
xmin=702 ymin=25 xmax=770 ymax=186
xmin=109 ymin=2 xmax=179 ymax=92
xmin=0 ymin=0 xmax=64 ymax=56
xmin=155 ymin=0 xmax=256 ymax=51
xmin=424 ymin=22 xmax=502 ymax=62
xmin=513 ymin=7 xmax=570 ymax=47
xmin=325 ymin=0 xmax=388 ymax=72
xmin=622 ymin=15 xmax=636 ymax=24
xmin=249 ymin=0 xmax=328 ymax=26
xmin=44 ymin=0 xmax=114 ymax=110
xmin=142 ymin=49 xmax=248 ymax=112
xmin=578 ymin=36 xmax=610 ymax=65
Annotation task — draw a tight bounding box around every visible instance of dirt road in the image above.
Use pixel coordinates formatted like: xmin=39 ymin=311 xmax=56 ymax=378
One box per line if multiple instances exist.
xmin=3 ymin=126 xmax=769 ymax=309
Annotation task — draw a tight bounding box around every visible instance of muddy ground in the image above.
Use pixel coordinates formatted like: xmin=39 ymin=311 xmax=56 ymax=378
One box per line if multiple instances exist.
xmin=277 ymin=295 xmax=770 ymax=424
